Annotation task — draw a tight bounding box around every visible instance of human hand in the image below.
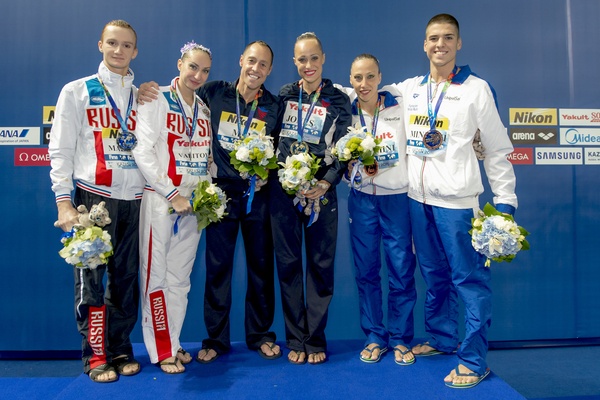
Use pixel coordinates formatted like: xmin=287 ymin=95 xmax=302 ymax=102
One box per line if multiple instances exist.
xmin=170 ymin=194 xmax=193 ymax=215
xmin=303 ymin=180 xmax=330 ymax=200
xmin=138 ymin=81 xmax=160 ymax=105
xmin=54 ymin=201 xmax=79 ymax=232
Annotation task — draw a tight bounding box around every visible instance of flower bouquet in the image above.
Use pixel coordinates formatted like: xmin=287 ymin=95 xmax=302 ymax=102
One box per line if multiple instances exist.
xmin=58 ymin=225 xmax=113 ymax=269
xmin=229 ymin=130 xmax=277 ymax=213
xmin=229 ymin=131 xmax=278 ymax=180
xmin=191 ymin=180 xmax=229 ymax=230
xmin=278 ymin=152 xmax=323 ymax=224
xmin=278 ymin=152 xmax=320 ymax=196
xmin=332 ymin=124 xmax=381 ymax=166
xmin=470 ymin=203 xmax=530 ymax=267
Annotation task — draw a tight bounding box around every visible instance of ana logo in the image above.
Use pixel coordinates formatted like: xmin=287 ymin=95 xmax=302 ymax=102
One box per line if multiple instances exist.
xmin=90 ymin=96 xmax=105 ymax=104
xmin=538 ymin=132 xmax=555 ymax=141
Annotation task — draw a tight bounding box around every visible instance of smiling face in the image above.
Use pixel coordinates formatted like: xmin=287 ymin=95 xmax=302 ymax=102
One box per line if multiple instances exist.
xmin=349 ymin=57 xmax=381 ymax=107
xmin=178 ymin=49 xmax=212 ymax=97
xmin=293 ymin=38 xmax=325 ymax=92
xmin=424 ymin=22 xmax=462 ymax=75
xmin=238 ymin=42 xmax=273 ymax=93
xmin=98 ymin=25 xmax=138 ymax=76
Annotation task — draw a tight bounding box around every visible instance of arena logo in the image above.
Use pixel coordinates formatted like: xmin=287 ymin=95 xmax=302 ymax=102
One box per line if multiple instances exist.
xmin=0 ymin=127 xmax=41 ymax=145
xmin=559 ymin=109 xmax=600 ymax=126
xmin=509 ymin=127 xmax=557 ymax=145
xmin=507 ymin=148 xmax=533 ymax=165
xmin=559 ymin=127 xmax=600 ymax=145
xmin=509 ymin=108 xmax=557 ymax=126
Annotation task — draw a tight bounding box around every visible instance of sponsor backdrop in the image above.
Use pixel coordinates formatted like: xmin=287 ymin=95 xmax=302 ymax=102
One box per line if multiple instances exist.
xmin=1 ymin=0 xmax=599 ymax=352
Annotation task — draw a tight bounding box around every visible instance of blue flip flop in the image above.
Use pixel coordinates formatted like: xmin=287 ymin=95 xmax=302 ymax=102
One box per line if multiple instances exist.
xmin=445 ymin=367 xmax=491 ymax=389
xmin=359 ymin=345 xmax=388 ymax=363
xmin=413 ymin=342 xmax=444 ymax=357
xmin=393 ymin=347 xmax=415 ymax=366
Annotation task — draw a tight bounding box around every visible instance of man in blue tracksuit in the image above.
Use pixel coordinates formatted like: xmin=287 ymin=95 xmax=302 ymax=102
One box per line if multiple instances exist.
xmin=393 ymin=14 xmax=518 ymax=388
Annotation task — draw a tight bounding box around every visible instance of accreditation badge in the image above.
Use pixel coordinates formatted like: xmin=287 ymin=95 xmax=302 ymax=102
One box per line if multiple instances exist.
xmin=116 ymin=130 xmax=138 ymax=151
xmin=423 ymin=129 xmax=443 ymax=151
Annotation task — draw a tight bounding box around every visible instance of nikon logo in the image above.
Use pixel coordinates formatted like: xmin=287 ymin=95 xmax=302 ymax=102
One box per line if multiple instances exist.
xmin=509 ymin=108 xmax=557 ymax=125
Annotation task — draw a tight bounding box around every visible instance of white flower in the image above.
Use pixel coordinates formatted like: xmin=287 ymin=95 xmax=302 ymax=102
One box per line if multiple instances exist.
xmin=235 ymin=146 xmax=251 ymax=162
xmin=205 ymin=184 xmax=216 ymax=195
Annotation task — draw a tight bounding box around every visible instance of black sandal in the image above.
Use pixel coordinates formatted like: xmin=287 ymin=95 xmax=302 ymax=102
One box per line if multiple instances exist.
xmin=88 ymin=363 xmax=118 ymax=383
xmin=112 ymin=355 xmax=141 ymax=376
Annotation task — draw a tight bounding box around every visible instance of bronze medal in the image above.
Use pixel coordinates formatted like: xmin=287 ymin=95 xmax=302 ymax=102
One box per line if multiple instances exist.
xmin=364 ymin=160 xmax=379 ymax=177
xmin=423 ymin=129 xmax=443 ymax=151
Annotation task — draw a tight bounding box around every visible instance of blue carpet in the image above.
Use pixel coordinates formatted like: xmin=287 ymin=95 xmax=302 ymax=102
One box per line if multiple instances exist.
xmin=1 ymin=341 xmax=525 ymax=400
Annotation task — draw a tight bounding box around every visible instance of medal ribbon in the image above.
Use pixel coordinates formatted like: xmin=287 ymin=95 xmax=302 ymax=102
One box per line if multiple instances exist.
xmin=170 ymin=78 xmax=199 ymax=140
xmin=358 ymin=95 xmax=381 ymax=137
xmin=235 ymin=87 xmax=261 ymax=215
xmin=426 ymin=65 xmax=457 ymax=132
xmin=297 ymin=81 xmax=323 ymax=142
xmin=235 ymin=88 xmax=260 ymax=139
xmin=97 ymin=75 xmax=134 ymax=134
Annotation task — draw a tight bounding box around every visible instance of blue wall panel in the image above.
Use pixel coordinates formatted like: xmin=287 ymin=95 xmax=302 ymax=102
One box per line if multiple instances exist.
xmin=1 ymin=0 xmax=599 ymax=351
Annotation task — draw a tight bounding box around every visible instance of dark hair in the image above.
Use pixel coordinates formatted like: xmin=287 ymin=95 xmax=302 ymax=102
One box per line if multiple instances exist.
xmin=243 ymin=40 xmax=274 ymax=65
xmin=351 ymin=53 xmax=380 ymax=73
xmin=295 ymin=32 xmax=323 ymax=53
xmin=101 ymin=20 xmax=137 ymax=48
xmin=426 ymin=13 xmax=460 ymax=37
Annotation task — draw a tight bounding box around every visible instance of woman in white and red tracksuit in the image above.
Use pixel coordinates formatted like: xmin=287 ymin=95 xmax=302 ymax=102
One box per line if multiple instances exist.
xmin=270 ymin=32 xmax=351 ymax=365
xmin=49 ymin=20 xmax=144 ymax=381
xmin=132 ymin=42 xmax=212 ymax=373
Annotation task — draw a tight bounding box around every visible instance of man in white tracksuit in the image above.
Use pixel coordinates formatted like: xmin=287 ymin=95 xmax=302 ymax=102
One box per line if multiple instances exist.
xmin=132 ymin=43 xmax=213 ymax=374
xmin=49 ymin=20 xmax=144 ymax=383
xmin=394 ymin=14 xmax=518 ymax=389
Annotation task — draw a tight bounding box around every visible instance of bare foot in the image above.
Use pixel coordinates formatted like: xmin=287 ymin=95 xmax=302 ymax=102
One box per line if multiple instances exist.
xmin=308 ymin=351 xmax=326 ymax=364
xmin=360 ymin=343 xmax=386 ymax=362
xmin=288 ymin=350 xmax=306 ymax=364
xmin=177 ymin=348 xmax=192 ymax=364
xmin=411 ymin=342 xmax=442 ymax=356
xmin=160 ymin=356 xmax=185 ymax=374
xmin=88 ymin=364 xmax=118 ymax=383
xmin=260 ymin=342 xmax=281 ymax=357
xmin=444 ymin=364 xmax=488 ymax=387
xmin=393 ymin=345 xmax=415 ymax=365
xmin=196 ymin=348 xmax=219 ymax=363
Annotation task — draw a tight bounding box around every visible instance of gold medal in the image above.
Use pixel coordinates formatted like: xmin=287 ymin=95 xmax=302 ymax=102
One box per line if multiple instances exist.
xmin=290 ymin=141 xmax=308 ymax=154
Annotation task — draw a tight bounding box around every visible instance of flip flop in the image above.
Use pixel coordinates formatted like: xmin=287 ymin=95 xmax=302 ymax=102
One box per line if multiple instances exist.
xmin=393 ymin=347 xmax=415 ymax=366
xmin=88 ymin=363 xmax=118 ymax=383
xmin=359 ymin=345 xmax=388 ymax=363
xmin=196 ymin=348 xmax=219 ymax=364
xmin=412 ymin=342 xmax=444 ymax=357
xmin=308 ymin=351 xmax=327 ymax=365
xmin=257 ymin=342 xmax=282 ymax=360
xmin=445 ymin=367 xmax=491 ymax=389
xmin=177 ymin=348 xmax=193 ymax=364
xmin=159 ymin=358 xmax=185 ymax=374
xmin=111 ymin=355 xmax=141 ymax=376
xmin=288 ymin=350 xmax=307 ymax=365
